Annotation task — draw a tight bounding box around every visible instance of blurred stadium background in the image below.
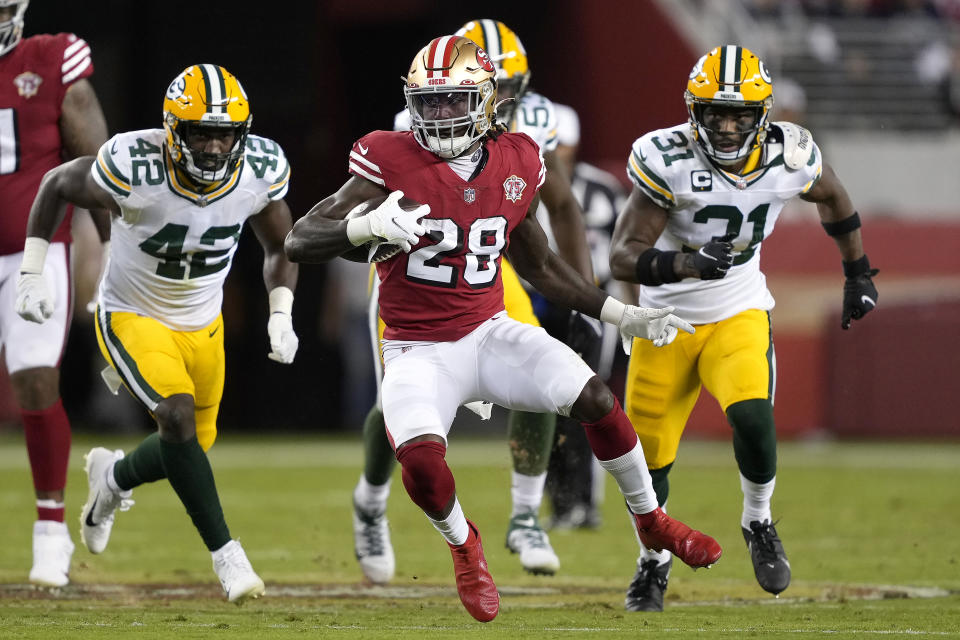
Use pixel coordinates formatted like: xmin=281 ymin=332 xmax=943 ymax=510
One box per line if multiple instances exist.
xmin=0 ymin=0 xmax=957 ymax=441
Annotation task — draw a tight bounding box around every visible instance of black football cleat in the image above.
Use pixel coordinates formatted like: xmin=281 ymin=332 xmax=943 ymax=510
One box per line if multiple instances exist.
xmin=742 ymin=520 xmax=791 ymax=595
xmin=625 ymin=557 xmax=672 ymax=612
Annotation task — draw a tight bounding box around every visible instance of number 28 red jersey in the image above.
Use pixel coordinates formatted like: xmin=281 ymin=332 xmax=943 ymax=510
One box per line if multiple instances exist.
xmin=0 ymin=33 xmax=94 ymax=255
xmin=348 ymin=130 xmax=545 ymax=342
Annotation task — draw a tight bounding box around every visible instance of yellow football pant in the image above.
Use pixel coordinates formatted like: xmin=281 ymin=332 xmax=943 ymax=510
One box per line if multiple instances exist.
xmin=95 ymin=310 xmax=225 ymax=451
xmin=624 ymin=308 xmax=773 ymax=469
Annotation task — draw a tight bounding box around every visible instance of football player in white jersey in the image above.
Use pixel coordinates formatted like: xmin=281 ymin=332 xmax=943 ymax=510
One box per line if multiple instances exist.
xmin=609 ymin=45 xmax=879 ymax=611
xmin=15 ymin=64 xmax=299 ymax=604
xmin=351 ymin=19 xmax=594 ymax=582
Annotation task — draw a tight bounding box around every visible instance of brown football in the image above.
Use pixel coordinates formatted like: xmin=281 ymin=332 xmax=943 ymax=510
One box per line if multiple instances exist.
xmin=343 ymin=194 xmax=424 ymax=263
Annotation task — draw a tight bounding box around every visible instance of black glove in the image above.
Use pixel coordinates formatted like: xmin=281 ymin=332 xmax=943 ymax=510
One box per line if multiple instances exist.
xmin=566 ymin=310 xmax=602 ymax=359
xmin=690 ymin=232 xmax=736 ymax=280
xmin=841 ymin=255 xmax=879 ymax=330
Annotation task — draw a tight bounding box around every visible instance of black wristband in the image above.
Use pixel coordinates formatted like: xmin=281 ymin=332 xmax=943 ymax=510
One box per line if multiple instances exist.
xmin=842 ymin=254 xmax=872 ymax=278
xmin=656 ymin=250 xmax=682 ymax=284
xmin=822 ymin=211 xmax=861 ymax=237
xmin=635 ymin=248 xmax=662 ymax=286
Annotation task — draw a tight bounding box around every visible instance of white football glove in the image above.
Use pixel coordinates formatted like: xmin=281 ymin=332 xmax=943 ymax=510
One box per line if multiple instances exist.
xmin=599 ymin=297 xmax=695 ymax=352
xmin=267 ymin=286 xmax=298 ymax=364
xmin=346 ymin=190 xmax=429 ymax=253
xmin=16 ymin=273 xmax=55 ymax=323
xmin=267 ymin=312 xmax=298 ymax=363
xmin=16 ymin=237 xmax=54 ymax=324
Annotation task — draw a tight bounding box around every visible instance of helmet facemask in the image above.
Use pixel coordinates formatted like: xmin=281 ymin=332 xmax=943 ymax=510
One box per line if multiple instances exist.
xmin=0 ymin=0 xmax=28 ymax=58
xmin=165 ymin=116 xmax=250 ymax=184
xmin=405 ymin=83 xmax=495 ymax=159
xmin=686 ymin=98 xmax=770 ymax=166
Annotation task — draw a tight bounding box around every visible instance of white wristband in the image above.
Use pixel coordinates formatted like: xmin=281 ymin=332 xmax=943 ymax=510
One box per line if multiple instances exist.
xmin=599 ymin=296 xmax=626 ymax=326
xmin=268 ymin=286 xmax=294 ymax=316
xmin=20 ymin=237 xmax=50 ymax=274
xmin=345 ymin=216 xmax=374 ymax=246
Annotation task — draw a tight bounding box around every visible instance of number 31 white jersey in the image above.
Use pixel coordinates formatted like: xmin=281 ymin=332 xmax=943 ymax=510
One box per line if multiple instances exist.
xmin=90 ymin=128 xmax=290 ymax=331
xmin=626 ymin=122 xmax=823 ymax=324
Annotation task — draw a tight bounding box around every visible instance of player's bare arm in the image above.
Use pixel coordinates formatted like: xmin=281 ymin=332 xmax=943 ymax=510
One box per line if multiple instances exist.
xmin=60 ymin=79 xmax=108 ymax=159
xmin=60 ymin=79 xmax=112 ymax=243
xmin=25 ymin=156 xmax=119 ymax=240
xmin=249 ymin=198 xmax=299 ymax=292
xmin=508 ymin=196 xmax=607 ymax=318
xmin=540 ymin=149 xmax=594 ymax=281
xmin=800 ymin=162 xmax=864 ymax=262
xmin=284 ymin=176 xmax=388 ymax=263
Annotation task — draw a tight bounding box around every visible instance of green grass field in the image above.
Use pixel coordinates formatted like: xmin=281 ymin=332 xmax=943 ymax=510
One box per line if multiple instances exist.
xmin=1 ymin=433 xmax=958 ymax=638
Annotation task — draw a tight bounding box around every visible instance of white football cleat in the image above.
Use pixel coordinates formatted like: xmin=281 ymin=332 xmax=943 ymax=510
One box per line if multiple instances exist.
xmin=212 ymin=540 xmax=265 ymax=604
xmin=29 ymin=520 xmax=75 ymax=588
xmin=352 ymin=501 xmax=395 ymax=584
xmin=506 ymin=511 xmax=560 ymax=575
xmin=79 ymin=447 xmax=133 ymax=554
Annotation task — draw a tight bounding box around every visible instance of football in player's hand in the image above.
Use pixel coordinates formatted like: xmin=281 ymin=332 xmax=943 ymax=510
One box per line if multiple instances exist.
xmin=344 ymin=194 xmax=424 ymax=263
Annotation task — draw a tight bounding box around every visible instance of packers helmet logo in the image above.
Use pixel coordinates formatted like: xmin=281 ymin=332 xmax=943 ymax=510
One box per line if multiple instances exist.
xmin=475 ymin=47 xmax=495 ymax=73
xmin=689 ymin=54 xmax=708 ymax=82
xmin=759 ymin=60 xmax=772 ymax=84
xmin=166 ymin=73 xmax=188 ymax=101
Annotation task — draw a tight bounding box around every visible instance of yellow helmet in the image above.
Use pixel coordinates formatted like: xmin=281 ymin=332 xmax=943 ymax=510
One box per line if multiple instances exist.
xmin=0 ymin=0 xmax=28 ymax=57
xmin=162 ymin=64 xmax=251 ymax=184
xmin=404 ymin=35 xmax=497 ymax=159
xmin=456 ymin=19 xmax=529 ymax=124
xmin=685 ymin=45 xmax=774 ymax=165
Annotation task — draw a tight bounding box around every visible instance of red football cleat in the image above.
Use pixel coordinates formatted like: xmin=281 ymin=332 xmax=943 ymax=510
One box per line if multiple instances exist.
xmin=633 ymin=507 xmax=722 ymax=569
xmin=448 ymin=519 xmax=500 ymax=622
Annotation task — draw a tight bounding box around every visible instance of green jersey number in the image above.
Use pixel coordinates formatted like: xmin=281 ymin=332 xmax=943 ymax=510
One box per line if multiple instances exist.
xmin=689 ymin=204 xmax=769 ymax=265
xmin=139 ymin=223 xmax=242 ymax=280
xmin=245 ymin=137 xmax=280 ymax=179
xmin=652 ymin=131 xmax=694 ymax=167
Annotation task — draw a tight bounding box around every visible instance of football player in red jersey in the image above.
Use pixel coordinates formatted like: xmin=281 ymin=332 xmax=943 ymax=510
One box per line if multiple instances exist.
xmin=286 ymin=35 xmax=722 ymax=622
xmin=0 ymin=0 xmax=108 ymax=587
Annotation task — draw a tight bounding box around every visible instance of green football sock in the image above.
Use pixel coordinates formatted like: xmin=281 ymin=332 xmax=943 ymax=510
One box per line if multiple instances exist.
xmin=727 ymin=398 xmax=777 ymax=484
xmin=650 ymin=462 xmax=673 ymax=507
xmin=507 ymin=410 xmax=556 ymax=476
xmin=362 ymin=406 xmax=395 ymax=486
xmin=113 ymin=432 xmax=166 ymax=491
xmin=159 ymin=436 xmax=231 ymax=551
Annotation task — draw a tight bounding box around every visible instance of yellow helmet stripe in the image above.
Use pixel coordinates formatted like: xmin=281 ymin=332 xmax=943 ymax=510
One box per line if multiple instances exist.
xmin=199 ymin=64 xmax=226 ymax=115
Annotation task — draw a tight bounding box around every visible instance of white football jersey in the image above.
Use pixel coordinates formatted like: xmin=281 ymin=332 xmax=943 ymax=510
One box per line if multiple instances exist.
xmin=91 ymin=129 xmax=290 ymax=331
xmin=393 ymin=90 xmax=560 ymax=155
xmin=626 ymin=122 xmax=823 ymax=324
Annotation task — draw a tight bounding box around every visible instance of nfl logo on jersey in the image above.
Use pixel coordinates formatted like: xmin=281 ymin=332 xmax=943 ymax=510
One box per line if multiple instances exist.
xmin=464 ymin=188 xmax=476 ymax=203
xmin=503 ymin=175 xmax=526 ymax=203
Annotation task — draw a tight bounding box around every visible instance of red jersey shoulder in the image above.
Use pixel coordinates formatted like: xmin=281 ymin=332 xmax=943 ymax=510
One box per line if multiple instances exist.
xmin=18 ymin=33 xmax=94 ymax=86
xmin=348 ymin=130 xmax=428 ymax=188
xmin=492 ymin=131 xmax=546 ymax=202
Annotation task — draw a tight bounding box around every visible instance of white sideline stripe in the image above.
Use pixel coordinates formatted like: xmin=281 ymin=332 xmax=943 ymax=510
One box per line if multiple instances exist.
xmin=62 ymin=55 xmax=91 ymax=84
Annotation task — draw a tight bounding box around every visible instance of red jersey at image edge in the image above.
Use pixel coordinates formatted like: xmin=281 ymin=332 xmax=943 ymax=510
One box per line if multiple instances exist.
xmin=0 ymin=33 xmax=94 ymax=255
xmin=347 ymin=130 xmax=546 ymax=342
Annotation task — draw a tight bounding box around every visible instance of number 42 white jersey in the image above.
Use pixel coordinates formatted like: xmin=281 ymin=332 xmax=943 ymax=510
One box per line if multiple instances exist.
xmin=626 ymin=122 xmax=823 ymax=324
xmin=90 ymin=128 xmax=290 ymax=331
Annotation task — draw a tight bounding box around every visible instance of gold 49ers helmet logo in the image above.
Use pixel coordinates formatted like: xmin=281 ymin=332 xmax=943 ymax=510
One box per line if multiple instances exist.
xmin=503 ymin=175 xmax=527 ymax=203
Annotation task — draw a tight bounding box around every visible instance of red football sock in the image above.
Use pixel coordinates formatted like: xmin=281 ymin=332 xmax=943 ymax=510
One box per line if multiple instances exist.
xmin=581 ymin=396 xmax=638 ymax=461
xmin=22 ymin=398 xmax=71 ymax=502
